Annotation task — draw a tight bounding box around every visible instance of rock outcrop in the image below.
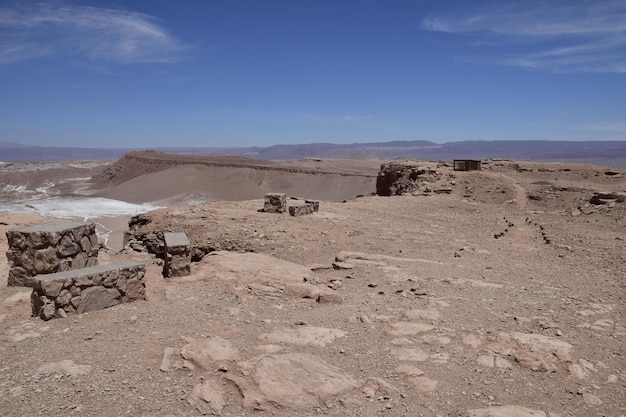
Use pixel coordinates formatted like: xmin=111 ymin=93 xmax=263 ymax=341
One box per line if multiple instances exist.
xmin=376 ymin=161 xmax=443 ymax=196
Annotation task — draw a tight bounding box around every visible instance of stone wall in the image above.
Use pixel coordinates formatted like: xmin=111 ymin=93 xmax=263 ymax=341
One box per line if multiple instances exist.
xmin=31 ymin=261 xmax=146 ymax=320
xmin=6 ymin=221 xmax=99 ymax=287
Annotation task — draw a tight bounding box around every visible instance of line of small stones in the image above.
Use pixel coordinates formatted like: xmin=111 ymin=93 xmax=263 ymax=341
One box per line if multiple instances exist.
xmin=524 ymin=217 xmax=553 ymax=245
xmin=493 ymin=216 xmax=515 ymax=240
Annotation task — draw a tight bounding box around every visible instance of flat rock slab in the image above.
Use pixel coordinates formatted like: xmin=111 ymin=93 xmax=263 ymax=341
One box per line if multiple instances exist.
xmin=34 ymin=260 xmax=144 ymax=283
xmin=203 ymin=251 xmax=312 ymax=285
xmin=10 ymin=221 xmax=90 ymax=233
xmin=407 ymin=376 xmax=438 ymax=392
xmin=198 ymin=251 xmax=340 ymax=303
xmin=467 ymin=405 xmax=547 ymax=417
xmin=181 ymin=336 xmax=240 ymax=369
xmin=164 ymin=232 xmax=189 ymax=247
xmin=335 ymin=251 xmax=416 ymax=265
xmin=404 ymin=308 xmax=441 ymax=320
xmin=163 ymin=232 xmax=191 ymax=277
xmin=225 ymin=353 xmax=359 ymax=411
xmin=259 ymin=326 xmax=346 ymax=347
xmin=386 ymin=322 xmax=435 ymax=336
xmin=391 ymin=347 xmax=429 ymax=361
xmin=488 ymin=332 xmax=573 ymax=372
xmin=36 ymin=360 xmax=91 ymax=377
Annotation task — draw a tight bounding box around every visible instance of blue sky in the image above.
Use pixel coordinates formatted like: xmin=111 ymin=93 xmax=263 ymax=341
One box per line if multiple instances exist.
xmin=0 ymin=0 xmax=624 ymax=148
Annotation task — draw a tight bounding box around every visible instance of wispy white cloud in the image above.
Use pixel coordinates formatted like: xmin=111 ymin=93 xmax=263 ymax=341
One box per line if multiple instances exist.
xmin=0 ymin=3 xmax=185 ymax=65
xmin=422 ymin=1 xmax=626 ymax=73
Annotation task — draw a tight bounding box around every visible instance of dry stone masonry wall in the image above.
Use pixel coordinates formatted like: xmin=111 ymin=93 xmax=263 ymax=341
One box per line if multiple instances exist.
xmin=6 ymin=221 xmax=99 ymax=287
xmin=264 ymin=194 xmax=320 ymax=217
xmin=263 ymin=193 xmax=287 ymax=213
xmin=31 ymin=261 xmax=146 ymax=320
xmin=163 ymin=232 xmax=191 ymax=277
xmin=289 ymin=200 xmax=320 ymax=216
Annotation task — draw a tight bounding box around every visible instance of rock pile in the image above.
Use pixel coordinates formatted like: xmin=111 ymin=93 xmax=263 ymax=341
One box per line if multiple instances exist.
xmin=589 ymin=191 xmax=624 ymax=205
xmin=6 ymin=221 xmax=99 ymax=287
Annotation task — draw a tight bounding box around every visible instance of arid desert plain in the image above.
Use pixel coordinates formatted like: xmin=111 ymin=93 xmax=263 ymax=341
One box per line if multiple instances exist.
xmin=1 ymin=153 xmax=625 ymax=417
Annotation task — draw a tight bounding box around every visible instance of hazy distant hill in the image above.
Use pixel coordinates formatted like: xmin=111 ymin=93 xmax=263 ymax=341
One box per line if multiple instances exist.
xmin=1 ymin=140 xmax=625 ymax=167
xmin=0 ymin=141 xmax=130 ymax=162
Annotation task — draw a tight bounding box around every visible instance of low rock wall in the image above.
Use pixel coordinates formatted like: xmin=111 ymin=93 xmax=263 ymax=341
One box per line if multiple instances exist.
xmin=6 ymin=221 xmax=99 ymax=287
xmin=31 ymin=261 xmax=146 ymax=320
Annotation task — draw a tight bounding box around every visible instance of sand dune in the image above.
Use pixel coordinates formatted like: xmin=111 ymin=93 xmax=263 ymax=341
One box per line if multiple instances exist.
xmin=94 ymin=164 xmax=377 ymax=204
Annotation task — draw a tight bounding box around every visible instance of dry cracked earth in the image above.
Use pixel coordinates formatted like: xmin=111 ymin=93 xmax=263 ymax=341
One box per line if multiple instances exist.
xmin=0 ymin=159 xmax=625 ymax=417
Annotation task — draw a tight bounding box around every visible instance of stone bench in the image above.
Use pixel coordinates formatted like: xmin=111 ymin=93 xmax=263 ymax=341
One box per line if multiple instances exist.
xmin=6 ymin=221 xmax=99 ymax=287
xmin=163 ymin=232 xmax=191 ymax=277
xmin=31 ymin=261 xmax=146 ymax=320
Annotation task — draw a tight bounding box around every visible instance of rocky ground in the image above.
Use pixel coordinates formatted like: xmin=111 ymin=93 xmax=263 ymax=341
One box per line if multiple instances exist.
xmin=0 ymin=159 xmax=624 ymax=417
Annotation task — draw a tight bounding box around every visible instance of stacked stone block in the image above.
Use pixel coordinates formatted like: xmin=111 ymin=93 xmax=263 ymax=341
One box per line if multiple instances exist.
xmin=31 ymin=261 xmax=146 ymax=320
xmin=6 ymin=221 xmax=99 ymax=287
xmin=289 ymin=200 xmax=320 ymax=217
xmin=263 ymin=193 xmax=287 ymax=213
xmin=163 ymin=232 xmax=191 ymax=277
xmin=305 ymin=200 xmax=320 ymax=212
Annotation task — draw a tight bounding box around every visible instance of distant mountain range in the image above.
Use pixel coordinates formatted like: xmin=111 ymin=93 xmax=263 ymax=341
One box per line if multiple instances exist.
xmin=1 ymin=140 xmax=625 ymax=167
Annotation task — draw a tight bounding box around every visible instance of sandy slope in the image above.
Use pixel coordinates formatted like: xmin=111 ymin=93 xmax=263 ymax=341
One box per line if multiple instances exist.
xmin=0 ymin=159 xmax=625 ymax=417
xmin=87 ymin=152 xmax=382 ymax=205
xmin=95 ymin=164 xmax=378 ymax=204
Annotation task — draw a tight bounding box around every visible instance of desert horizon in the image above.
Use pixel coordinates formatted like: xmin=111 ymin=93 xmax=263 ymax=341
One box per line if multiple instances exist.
xmin=2 ymin=140 xmax=626 ymax=168
xmin=2 ymin=1 xmax=625 ymax=414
